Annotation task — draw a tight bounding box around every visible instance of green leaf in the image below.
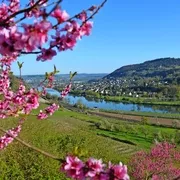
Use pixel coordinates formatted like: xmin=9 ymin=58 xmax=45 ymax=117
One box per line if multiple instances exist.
xmin=73 ymin=147 xmax=88 ymax=157
xmin=70 ymin=71 xmax=77 ymax=80
xmin=53 ymin=65 xmax=60 ymax=74
xmin=73 ymin=146 xmax=79 ymax=156
xmin=54 ymin=65 xmax=56 ymax=73
xmin=17 ymin=61 xmax=24 ymax=69
xmin=45 ymin=72 xmax=49 ymax=79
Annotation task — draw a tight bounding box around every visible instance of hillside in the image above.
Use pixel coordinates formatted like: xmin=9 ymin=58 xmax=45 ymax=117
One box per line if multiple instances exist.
xmin=104 ymin=57 xmax=180 ymax=84
xmin=10 ymin=73 xmax=29 ymax=91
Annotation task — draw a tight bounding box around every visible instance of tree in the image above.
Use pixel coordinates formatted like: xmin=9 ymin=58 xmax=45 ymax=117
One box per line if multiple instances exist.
xmin=0 ymin=0 xmax=130 ymax=179
xmin=130 ymin=142 xmax=180 ymax=180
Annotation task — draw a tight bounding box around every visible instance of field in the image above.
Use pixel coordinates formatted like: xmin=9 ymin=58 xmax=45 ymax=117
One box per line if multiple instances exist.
xmin=100 ymin=108 xmax=180 ymax=120
xmin=88 ymin=110 xmax=180 ymax=127
xmin=0 ymin=105 xmax=179 ymax=179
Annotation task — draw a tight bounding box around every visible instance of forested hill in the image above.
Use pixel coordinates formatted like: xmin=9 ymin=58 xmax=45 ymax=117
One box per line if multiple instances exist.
xmin=104 ymin=57 xmax=180 ymax=84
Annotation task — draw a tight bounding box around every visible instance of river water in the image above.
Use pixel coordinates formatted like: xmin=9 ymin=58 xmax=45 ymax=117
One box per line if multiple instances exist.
xmin=46 ymin=88 xmax=180 ymax=114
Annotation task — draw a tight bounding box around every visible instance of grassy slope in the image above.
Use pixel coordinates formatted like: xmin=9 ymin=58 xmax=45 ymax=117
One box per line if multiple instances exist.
xmin=0 ymin=108 xmax=134 ymax=179
xmin=0 ymin=106 xmax=178 ymax=179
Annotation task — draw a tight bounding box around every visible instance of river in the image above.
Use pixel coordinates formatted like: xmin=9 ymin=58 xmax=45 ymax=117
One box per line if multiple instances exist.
xmin=45 ymin=88 xmax=180 ymax=114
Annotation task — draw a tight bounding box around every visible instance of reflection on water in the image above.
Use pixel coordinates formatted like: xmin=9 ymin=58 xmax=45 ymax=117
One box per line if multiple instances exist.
xmin=45 ymin=88 xmax=180 ymax=114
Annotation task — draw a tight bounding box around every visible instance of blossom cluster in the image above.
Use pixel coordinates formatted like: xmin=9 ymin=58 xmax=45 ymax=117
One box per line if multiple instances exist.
xmin=61 ymin=83 xmax=72 ymax=98
xmin=47 ymin=73 xmax=55 ymax=88
xmin=62 ymin=155 xmax=129 ymax=180
xmin=0 ymin=125 xmax=21 ymax=150
xmin=37 ymin=103 xmax=59 ymax=120
xmin=0 ymin=0 xmax=95 ymax=62
xmin=0 ymin=64 xmax=40 ymax=118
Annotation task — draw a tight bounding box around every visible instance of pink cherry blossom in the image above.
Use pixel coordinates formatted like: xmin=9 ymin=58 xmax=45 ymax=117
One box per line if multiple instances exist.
xmin=9 ymin=0 xmax=20 ymax=12
xmin=80 ymin=21 xmax=93 ymax=36
xmin=85 ymin=158 xmax=104 ymax=177
xmin=0 ymin=3 xmax=9 ymax=21
xmin=62 ymin=155 xmax=84 ymax=179
xmin=77 ymin=11 xmax=87 ymax=22
xmin=25 ymin=0 xmax=45 ymax=17
xmin=45 ymin=103 xmax=59 ymax=115
xmin=47 ymin=74 xmax=55 ymax=88
xmin=25 ymin=89 xmax=39 ymax=111
xmin=61 ymin=83 xmax=72 ymax=98
xmin=0 ymin=125 xmax=21 ymax=150
xmin=37 ymin=110 xmax=48 ymax=120
xmin=18 ymin=84 xmax=26 ymax=95
xmin=37 ymin=48 xmax=57 ymax=61
xmin=41 ymin=86 xmax=47 ymax=96
xmin=61 ymin=156 xmax=130 ymax=180
xmin=64 ymin=21 xmax=80 ymax=34
xmin=51 ymin=7 xmax=69 ymax=23
xmin=109 ymin=162 xmax=129 ymax=180
xmin=63 ymin=34 xmax=77 ymax=50
xmin=23 ymin=20 xmax=52 ymax=51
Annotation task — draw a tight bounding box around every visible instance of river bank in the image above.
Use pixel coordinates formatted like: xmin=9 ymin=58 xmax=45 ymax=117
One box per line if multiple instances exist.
xmin=68 ymin=91 xmax=180 ymax=106
xmin=60 ymin=102 xmax=180 ymax=128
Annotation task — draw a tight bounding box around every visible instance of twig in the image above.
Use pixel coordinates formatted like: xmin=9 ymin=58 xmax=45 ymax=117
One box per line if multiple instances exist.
xmin=21 ymin=51 xmax=41 ymax=54
xmin=80 ymin=0 xmax=107 ymax=27
xmin=0 ymin=126 xmax=63 ymax=162
xmin=15 ymin=0 xmax=63 ymax=24
xmin=15 ymin=15 xmax=26 ymax=24
xmin=53 ymin=0 xmax=107 ymax=29
xmin=46 ymin=0 xmax=63 ymax=17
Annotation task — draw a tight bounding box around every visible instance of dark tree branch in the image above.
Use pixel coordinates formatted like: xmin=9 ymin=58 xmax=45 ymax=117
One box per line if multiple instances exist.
xmin=21 ymin=51 xmax=41 ymax=55
xmin=46 ymin=0 xmax=63 ymax=17
xmin=15 ymin=15 xmax=26 ymax=24
xmin=53 ymin=0 xmax=107 ymax=29
xmin=80 ymin=0 xmax=107 ymax=27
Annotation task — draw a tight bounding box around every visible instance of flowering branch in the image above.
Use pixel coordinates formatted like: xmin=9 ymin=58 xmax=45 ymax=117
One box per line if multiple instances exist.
xmin=5 ymin=0 xmax=48 ymax=23
xmin=46 ymin=0 xmax=63 ymax=17
xmin=0 ymin=0 xmax=46 ymax=26
xmin=80 ymin=0 xmax=107 ymax=27
xmin=52 ymin=0 xmax=107 ymax=29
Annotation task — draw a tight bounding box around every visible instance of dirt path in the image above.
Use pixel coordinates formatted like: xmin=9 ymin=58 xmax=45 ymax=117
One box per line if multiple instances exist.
xmin=88 ymin=111 xmax=180 ymax=127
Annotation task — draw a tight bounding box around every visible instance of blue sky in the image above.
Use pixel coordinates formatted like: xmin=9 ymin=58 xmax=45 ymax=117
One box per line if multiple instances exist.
xmin=12 ymin=0 xmax=180 ymax=75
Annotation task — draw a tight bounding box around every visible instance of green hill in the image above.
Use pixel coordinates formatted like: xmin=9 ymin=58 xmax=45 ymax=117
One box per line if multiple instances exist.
xmin=9 ymin=73 xmax=29 ymax=91
xmin=104 ymin=57 xmax=180 ymax=84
